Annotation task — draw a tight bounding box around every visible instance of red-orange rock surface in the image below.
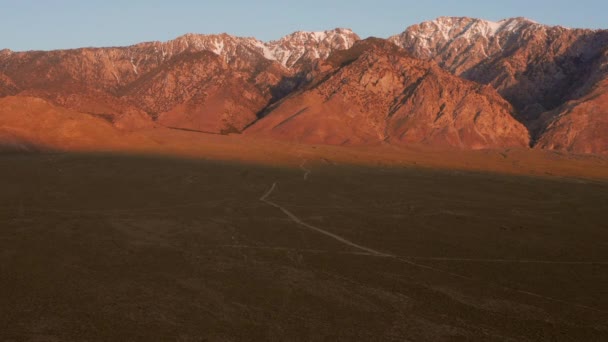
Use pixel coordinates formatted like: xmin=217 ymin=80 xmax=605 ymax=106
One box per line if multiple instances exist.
xmin=246 ymin=39 xmax=529 ymax=149
xmin=0 ymin=20 xmax=605 ymax=154
xmin=0 ymin=30 xmax=357 ymax=134
xmin=120 ymin=51 xmax=275 ymax=133
xmin=535 ymin=80 xmax=608 ymax=154
xmin=390 ymin=17 xmax=608 ymax=153
xmin=0 ymin=72 xmax=18 ymax=97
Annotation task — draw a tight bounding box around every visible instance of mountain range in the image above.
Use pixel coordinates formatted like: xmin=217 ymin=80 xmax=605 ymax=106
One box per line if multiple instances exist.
xmin=1 ymin=17 xmax=606 ymax=154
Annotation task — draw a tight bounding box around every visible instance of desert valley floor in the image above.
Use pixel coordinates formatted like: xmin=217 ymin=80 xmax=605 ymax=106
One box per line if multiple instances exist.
xmin=1 ymin=138 xmax=607 ymax=341
xmin=4 ymin=7 xmax=608 ymax=341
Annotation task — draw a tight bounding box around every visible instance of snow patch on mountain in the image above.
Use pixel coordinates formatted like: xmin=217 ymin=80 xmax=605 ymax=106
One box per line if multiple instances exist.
xmin=154 ymin=28 xmax=359 ymax=69
xmin=265 ymin=28 xmax=359 ymax=67
xmin=389 ymin=17 xmax=542 ymax=51
xmin=388 ymin=17 xmax=547 ymax=59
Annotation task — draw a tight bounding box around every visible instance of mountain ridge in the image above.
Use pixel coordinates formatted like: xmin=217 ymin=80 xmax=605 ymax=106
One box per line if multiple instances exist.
xmin=1 ymin=17 xmax=606 ymax=154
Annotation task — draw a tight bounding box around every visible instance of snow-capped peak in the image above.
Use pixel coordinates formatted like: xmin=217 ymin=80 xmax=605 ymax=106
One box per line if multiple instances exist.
xmin=271 ymin=28 xmax=356 ymax=43
xmin=152 ymin=28 xmax=360 ymax=69
xmin=387 ymin=16 xmax=547 ymax=58
xmin=265 ymin=28 xmax=360 ymax=67
xmin=416 ymin=16 xmax=540 ymax=42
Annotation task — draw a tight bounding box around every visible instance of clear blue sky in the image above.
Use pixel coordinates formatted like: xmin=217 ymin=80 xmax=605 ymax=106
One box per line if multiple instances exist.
xmin=1 ymin=0 xmax=606 ymax=51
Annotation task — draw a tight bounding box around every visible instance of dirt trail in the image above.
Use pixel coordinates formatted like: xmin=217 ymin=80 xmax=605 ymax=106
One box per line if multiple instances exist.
xmin=299 ymin=160 xmax=311 ymax=180
xmin=221 ymin=245 xmax=608 ymax=265
xmin=258 ymin=160 xmax=608 ymax=314
xmin=260 ymin=182 xmax=391 ymax=257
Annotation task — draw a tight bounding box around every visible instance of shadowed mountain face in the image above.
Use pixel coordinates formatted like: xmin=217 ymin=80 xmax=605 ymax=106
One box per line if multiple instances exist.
xmin=390 ymin=17 xmax=608 ymax=153
xmin=247 ymin=39 xmax=529 ymax=149
xmin=535 ymin=78 xmax=608 ymax=154
xmin=0 ymin=20 xmax=606 ymax=153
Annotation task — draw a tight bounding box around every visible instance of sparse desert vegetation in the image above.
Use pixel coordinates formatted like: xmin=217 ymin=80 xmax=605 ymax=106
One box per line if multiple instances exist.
xmin=1 ymin=152 xmax=607 ymax=340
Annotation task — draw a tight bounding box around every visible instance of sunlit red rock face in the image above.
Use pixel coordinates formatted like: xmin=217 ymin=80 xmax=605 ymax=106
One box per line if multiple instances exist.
xmin=0 ymin=20 xmax=606 ymax=154
xmin=247 ymin=39 xmax=529 ymax=149
xmin=0 ymin=29 xmax=357 ymax=134
xmin=0 ymin=70 xmax=18 ymax=97
xmin=120 ymin=51 xmax=279 ymax=133
xmin=390 ymin=17 xmax=608 ymax=153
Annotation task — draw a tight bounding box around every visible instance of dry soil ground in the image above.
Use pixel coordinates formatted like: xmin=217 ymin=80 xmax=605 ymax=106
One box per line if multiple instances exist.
xmin=1 ymin=152 xmax=608 ymax=341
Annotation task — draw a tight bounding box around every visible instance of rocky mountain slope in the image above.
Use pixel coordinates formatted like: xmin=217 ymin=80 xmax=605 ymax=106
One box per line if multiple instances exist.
xmin=265 ymin=28 xmax=359 ymax=68
xmin=0 ymin=29 xmax=357 ymax=133
xmin=390 ymin=17 xmax=608 ymax=153
xmin=535 ymin=77 xmax=608 ymax=154
xmin=247 ymin=39 xmax=529 ymax=148
xmin=0 ymin=19 xmax=606 ymax=154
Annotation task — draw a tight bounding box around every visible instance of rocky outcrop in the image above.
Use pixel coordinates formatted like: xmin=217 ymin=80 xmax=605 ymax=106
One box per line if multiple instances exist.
xmin=0 ymin=72 xmax=18 ymax=97
xmin=265 ymin=28 xmax=360 ymax=68
xmin=0 ymin=29 xmax=360 ymax=134
xmin=0 ymin=20 xmax=605 ymax=153
xmin=390 ymin=16 xmax=608 ymax=153
xmin=246 ymin=39 xmax=529 ymax=149
xmin=535 ymin=81 xmax=608 ymax=154
xmin=121 ymin=51 xmax=276 ymax=133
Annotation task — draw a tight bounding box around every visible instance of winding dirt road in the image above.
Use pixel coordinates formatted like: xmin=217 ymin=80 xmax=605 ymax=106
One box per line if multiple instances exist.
xmin=257 ymin=160 xmax=608 ymax=314
xmin=260 ymin=182 xmax=391 ymax=257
